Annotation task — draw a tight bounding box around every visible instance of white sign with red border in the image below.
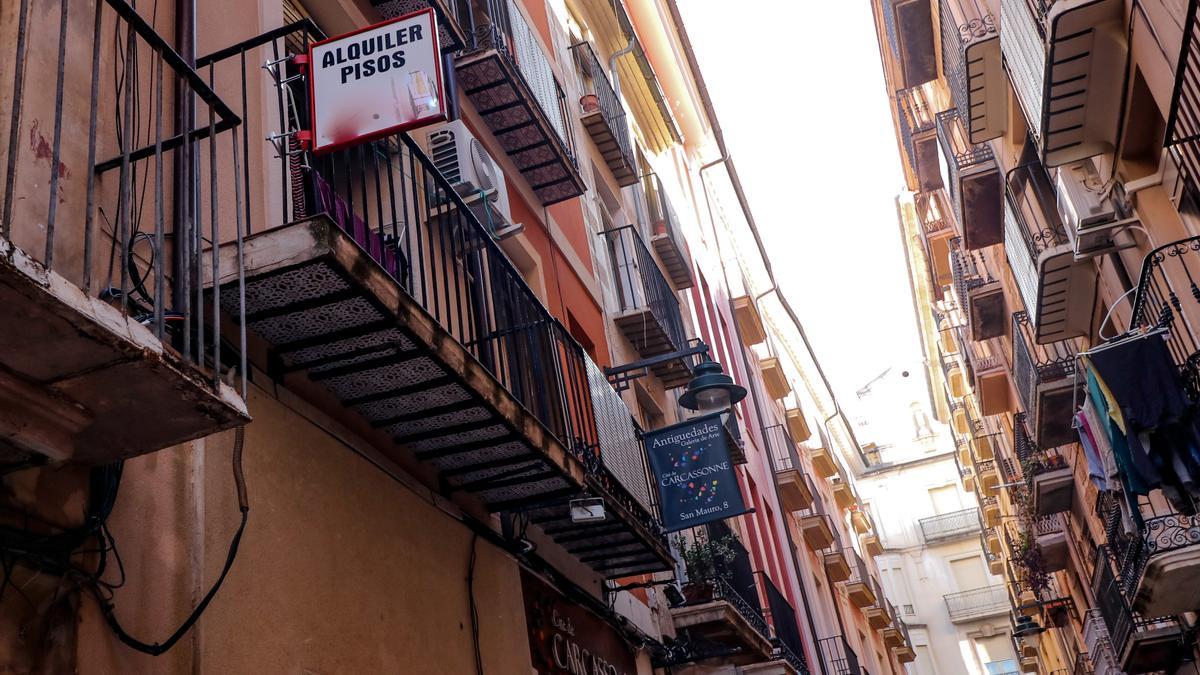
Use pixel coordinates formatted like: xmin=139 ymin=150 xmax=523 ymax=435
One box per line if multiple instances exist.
xmin=307 ymin=9 xmax=446 ymax=154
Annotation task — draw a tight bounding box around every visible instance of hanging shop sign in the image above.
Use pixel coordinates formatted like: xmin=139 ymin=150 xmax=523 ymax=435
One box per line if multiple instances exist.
xmin=643 ymin=411 xmax=749 ymax=532
xmin=307 ymin=8 xmax=446 ymax=153
xmin=521 ymin=569 xmax=637 ymax=675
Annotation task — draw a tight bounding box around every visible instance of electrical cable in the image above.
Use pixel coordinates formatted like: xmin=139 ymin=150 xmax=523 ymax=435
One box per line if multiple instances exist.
xmin=92 ymin=424 xmax=248 ymax=656
xmin=466 ymin=533 xmax=484 ymax=675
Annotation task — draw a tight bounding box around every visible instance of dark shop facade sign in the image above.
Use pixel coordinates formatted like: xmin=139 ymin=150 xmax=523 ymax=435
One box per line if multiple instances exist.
xmin=521 ymin=568 xmax=637 ymax=675
xmin=643 ymin=411 xmax=748 ymax=532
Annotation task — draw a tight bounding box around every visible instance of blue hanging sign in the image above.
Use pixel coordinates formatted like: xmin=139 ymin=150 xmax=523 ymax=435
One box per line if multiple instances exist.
xmin=644 ymin=411 xmax=749 ymax=532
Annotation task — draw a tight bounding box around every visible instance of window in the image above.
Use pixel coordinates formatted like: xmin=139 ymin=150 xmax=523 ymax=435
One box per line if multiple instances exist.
xmin=928 ymin=484 xmax=961 ymax=515
xmin=909 ymin=645 xmax=935 ymax=675
xmin=976 ymin=635 xmax=1018 ymax=675
xmin=949 ymin=556 xmax=988 ymax=592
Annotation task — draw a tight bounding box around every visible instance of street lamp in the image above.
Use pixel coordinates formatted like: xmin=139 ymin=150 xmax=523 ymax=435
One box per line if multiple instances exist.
xmin=678 ymin=360 xmax=747 ymax=413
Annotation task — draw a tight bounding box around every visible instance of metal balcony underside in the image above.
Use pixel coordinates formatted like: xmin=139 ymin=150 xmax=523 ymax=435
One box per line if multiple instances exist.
xmin=456 ymin=50 xmax=586 ymax=205
xmin=581 ymin=110 xmax=637 ymax=186
xmin=1039 ymin=0 xmax=1126 ymax=166
xmin=612 ymin=310 xmax=690 ymax=388
xmin=369 ymin=0 xmax=469 ymax=51
xmin=214 ymin=218 xmax=670 ymax=578
xmin=0 ymin=239 xmax=249 ymax=465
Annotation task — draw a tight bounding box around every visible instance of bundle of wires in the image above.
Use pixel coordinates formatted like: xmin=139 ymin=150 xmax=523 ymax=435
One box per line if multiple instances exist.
xmin=0 ymin=426 xmax=249 ymax=656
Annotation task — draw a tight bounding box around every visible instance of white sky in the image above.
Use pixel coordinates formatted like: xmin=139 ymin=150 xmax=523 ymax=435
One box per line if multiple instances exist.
xmin=677 ymin=0 xmax=927 ymax=406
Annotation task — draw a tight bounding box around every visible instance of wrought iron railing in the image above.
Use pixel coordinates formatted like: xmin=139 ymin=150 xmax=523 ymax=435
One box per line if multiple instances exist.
xmin=472 ymin=0 xmax=577 ymax=165
xmin=1004 ymin=161 xmax=1069 ymax=316
xmin=570 ymin=41 xmax=634 ymax=173
xmin=766 ymin=423 xmax=801 ymax=473
xmin=1093 ymin=546 xmax=1184 ymax=666
xmin=897 ymin=87 xmax=936 ymax=178
xmin=642 ymin=173 xmax=687 ymax=260
xmin=680 ymin=520 xmax=770 ymax=639
xmin=757 ymin=572 xmax=811 ymax=675
xmin=1 ymin=0 xmax=249 ymax=392
xmin=818 ymin=635 xmax=860 ymax=675
xmin=199 ymin=23 xmax=664 ymax=540
xmin=1012 ymin=311 xmax=1078 ymax=422
xmin=917 ymin=191 xmax=953 ymax=238
xmin=1130 ymin=235 xmax=1200 ymax=397
xmin=937 ymin=109 xmax=996 ymax=225
xmin=843 ymin=549 xmax=873 ymax=588
xmin=945 ymin=581 xmax=1012 ymax=619
xmin=920 ymin=507 xmax=983 ymax=543
xmin=939 ymin=0 xmax=997 ymax=121
xmin=950 ymin=238 xmax=996 ymax=310
xmin=601 ymin=224 xmax=687 ymax=349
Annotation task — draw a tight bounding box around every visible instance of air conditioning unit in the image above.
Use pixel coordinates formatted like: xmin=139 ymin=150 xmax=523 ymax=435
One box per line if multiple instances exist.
xmin=417 ymin=120 xmax=523 ymax=240
xmin=1055 ymin=159 xmax=1136 ymax=258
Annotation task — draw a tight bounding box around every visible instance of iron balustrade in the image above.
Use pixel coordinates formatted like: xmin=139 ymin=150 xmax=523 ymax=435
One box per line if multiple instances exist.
xmin=642 ymin=173 xmax=687 ymax=259
xmin=569 ymin=42 xmax=634 ymax=178
xmin=1167 ymin=0 xmax=1200 ymax=198
xmin=199 ymin=23 xmax=664 ymax=540
xmin=601 ymin=224 xmax=687 ymax=350
xmin=818 ymin=635 xmax=860 ymax=675
xmin=936 ymin=109 xmax=996 ymax=227
xmin=1004 ymin=161 xmax=1069 ymax=317
xmin=919 ymin=507 xmax=983 ymax=543
xmin=1012 ymin=311 xmax=1078 ymax=423
xmin=0 ymin=0 xmax=248 ymax=392
xmin=1093 ymin=546 xmax=1184 ymax=668
xmin=1130 ymin=235 xmax=1200 ymax=397
xmin=757 ymin=571 xmax=811 ymax=675
xmin=897 ymin=87 xmax=937 ymax=186
xmin=917 ymin=191 xmax=953 ymax=238
xmin=938 ymin=0 xmax=997 ymax=122
xmin=843 ymin=549 xmax=873 ymax=588
xmin=466 ymin=0 xmax=577 ymax=165
xmin=766 ymin=423 xmax=801 ymax=473
xmin=682 ymin=520 xmax=769 ymax=640
xmin=950 ymin=238 xmax=997 ymax=310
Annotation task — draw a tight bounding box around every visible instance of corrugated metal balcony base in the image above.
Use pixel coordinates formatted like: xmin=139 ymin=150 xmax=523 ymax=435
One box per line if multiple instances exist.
xmin=580 ymin=110 xmax=638 ymax=186
xmin=613 ymin=308 xmax=689 ymax=388
xmin=651 ymin=233 xmax=694 ymax=290
xmin=456 ymin=50 xmax=585 ymax=205
xmin=0 ymin=238 xmax=248 ymax=465
xmin=214 ymin=218 xmax=670 ymax=578
xmin=369 ymin=0 xmax=468 ymax=51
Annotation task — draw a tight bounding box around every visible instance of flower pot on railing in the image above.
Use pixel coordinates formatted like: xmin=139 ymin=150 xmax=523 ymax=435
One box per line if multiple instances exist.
xmin=680 ymin=579 xmax=717 ymax=604
xmin=580 ymin=94 xmax=600 ymax=113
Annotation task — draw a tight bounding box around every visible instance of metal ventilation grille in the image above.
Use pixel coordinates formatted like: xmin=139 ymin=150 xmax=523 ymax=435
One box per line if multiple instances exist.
xmin=427 ymin=129 xmax=461 ymax=184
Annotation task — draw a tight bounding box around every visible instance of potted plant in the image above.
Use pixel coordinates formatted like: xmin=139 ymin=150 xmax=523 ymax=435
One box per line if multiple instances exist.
xmin=673 ymin=532 xmax=739 ymax=603
xmin=580 ymin=93 xmax=600 ymax=113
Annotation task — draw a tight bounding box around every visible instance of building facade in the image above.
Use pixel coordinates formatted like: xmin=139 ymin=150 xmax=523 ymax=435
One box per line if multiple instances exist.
xmin=873 ymin=0 xmax=1200 ymax=673
xmin=0 ymin=0 xmax=914 ymax=674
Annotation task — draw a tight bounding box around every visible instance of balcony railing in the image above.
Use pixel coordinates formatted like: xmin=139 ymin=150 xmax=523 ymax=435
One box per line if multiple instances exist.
xmin=946 ymin=584 xmax=1009 ymax=622
xmin=951 ymin=238 xmax=1006 ymax=340
xmin=642 ymin=173 xmax=694 ymax=290
xmin=1012 ymin=312 xmax=1079 ymax=448
xmin=883 ymin=0 xmax=938 ymax=89
xmin=1167 ymin=0 xmax=1200 ymax=199
xmin=368 ymin=0 xmax=472 ymax=51
xmin=1005 ymin=160 xmax=1095 ymax=344
xmin=1093 ymin=546 xmax=1185 ymax=674
xmin=1130 ymin=235 xmax=1200 ymax=397
xmin=602 ymin=224 xmax=691 ymax=387
xmin=898 ymin=87 xmax=944 ymax=193
xmin=920 ymin=507 xmax=983 ymax=543
xmin=1104 ymin=489 xmax=1200 ymax=618
xmin=757 ymin=571 xmax=811 ymax=675
xmin=200 ymin=23 xmax=669 ymax=578
xmin=457 ymin=0 xmax=584 ymax=204
xmin=570 ymin=42 xmax=637 ymax=186
xmin=1001 ymin=0 xmax=1125 ymax=165
xmin=940 ymin=0 xmax=1005 ymax=143
xmin=818 ymin=635 xmax=860 ymax=675
xmin=0 ymin=0 xmax=251 ymax=463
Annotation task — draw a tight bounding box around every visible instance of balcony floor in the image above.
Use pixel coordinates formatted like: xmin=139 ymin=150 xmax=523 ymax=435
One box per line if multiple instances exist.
xmin=0 ymin=238 xmax=248 ymax=464
xmin=456 ymin=50 xmax=585 ymax=205
xmin=215 ymin=218 xmax=671 ymax=577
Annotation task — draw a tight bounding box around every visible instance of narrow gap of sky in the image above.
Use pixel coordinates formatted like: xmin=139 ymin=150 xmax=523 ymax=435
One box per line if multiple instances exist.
xmin=677 ymin=0 xmax=926 ymax=404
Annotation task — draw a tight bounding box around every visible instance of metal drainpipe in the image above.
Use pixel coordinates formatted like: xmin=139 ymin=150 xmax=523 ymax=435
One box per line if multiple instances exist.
xmin=608 ymin=39 xmax=636 ymax=102
xmin=699 ymin=156 xmax=830 ymax=675
xmin=173 ymin=0 xmax=196 ymax=335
